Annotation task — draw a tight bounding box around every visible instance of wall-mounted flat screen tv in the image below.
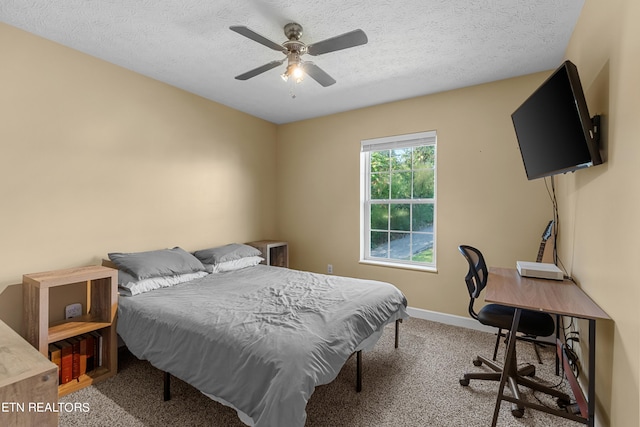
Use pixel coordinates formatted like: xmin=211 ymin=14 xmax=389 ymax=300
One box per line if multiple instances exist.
xmin=511 ymin=60 xmax=602 ymax=180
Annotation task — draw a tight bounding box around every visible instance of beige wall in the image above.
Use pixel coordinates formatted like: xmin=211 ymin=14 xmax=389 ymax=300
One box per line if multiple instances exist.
xmin=557 ymin=0 xmax=639 ymax=425
xmin=0 ymin=23 xmax=278 ymax=331
xmin=276 ymin=73 xmax=552 ymax=318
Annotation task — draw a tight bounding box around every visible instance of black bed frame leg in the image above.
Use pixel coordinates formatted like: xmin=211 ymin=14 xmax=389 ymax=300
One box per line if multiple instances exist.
xmin=395 ymin=319 xmax=402 ymax=348
xmin=354 ymin=319 xmax=401 ymax=393
xmin=163 ymin=371 xmax=171 ymax=401
xmin=356 ymin=350 xmax=362 ymax=392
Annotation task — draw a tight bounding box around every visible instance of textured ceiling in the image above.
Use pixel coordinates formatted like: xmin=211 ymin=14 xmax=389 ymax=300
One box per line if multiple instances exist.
xmin=1 ymin=0 xmax=584 ymax=124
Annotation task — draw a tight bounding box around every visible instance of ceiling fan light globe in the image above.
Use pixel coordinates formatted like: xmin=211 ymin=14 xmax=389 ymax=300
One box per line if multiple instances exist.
xmin=292 ymin=66 xmax=304 ymax=80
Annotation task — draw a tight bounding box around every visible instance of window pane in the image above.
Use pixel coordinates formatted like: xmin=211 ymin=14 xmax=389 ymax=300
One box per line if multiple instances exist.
xmin=412 ymin=204 xmax=434 ymax=231
xmin=413 ymin=169 xmax=435 ymax=199
xmin=391 ymin=148 xmax=411 ymax=170
xmin=390 ymin=204 xmax=410 ymax=231
xmin=370 ymin=173 xmax=389 ymax=199
xmin=390 ymin=232 xmax=411 ymax=260
xmin=370 ymin=231 xmax=388 ymax=257
xmin=370 ymin=204 xmax=388 ymax=230
xmin=412 ymin=233 xmax=434 ymax=262
xmin=362 ymin=132 xmax=436 ymax=268
xmin=371 ymin=150 xmax=389 ymax=173
xmin=390 ymin=171 xmax=411 ymax=199
xmin=413 ymin=145 xmax=435 ymax=169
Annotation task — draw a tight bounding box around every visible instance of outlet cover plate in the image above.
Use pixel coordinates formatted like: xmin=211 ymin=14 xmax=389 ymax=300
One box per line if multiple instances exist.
xmin=65 ymin=303 xmax=82 ymax=319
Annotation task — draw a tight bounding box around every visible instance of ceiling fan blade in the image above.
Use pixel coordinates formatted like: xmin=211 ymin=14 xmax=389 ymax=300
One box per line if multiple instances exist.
xmin=307 ymin=29 xmax=368 ymax=56
xmin=235 ymin=59 xmax=285 ymax=80
xmin=230 ymin=26 xmax=284 ymax=52
xmin=303 ymin=63 xmax=336 ymax=87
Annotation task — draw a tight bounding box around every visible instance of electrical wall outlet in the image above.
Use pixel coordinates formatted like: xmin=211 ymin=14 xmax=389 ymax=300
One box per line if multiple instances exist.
xmin=327 ymin=264 xmax=333 ymax=274
xmin=65 ymin=303 xmax=82 ymax=319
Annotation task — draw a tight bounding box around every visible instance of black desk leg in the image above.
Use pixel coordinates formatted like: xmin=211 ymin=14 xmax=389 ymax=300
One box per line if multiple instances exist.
xmin=491 ymin=308 xmax=522 ymax=427
xmin=555 ymin=314 xmax=561 ymax=376
xmin=588 ymin=319 xmax=596 ymax=427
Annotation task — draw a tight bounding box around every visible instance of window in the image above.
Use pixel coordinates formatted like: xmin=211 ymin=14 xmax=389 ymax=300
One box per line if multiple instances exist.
xmin=360 ymin=131 xmax=436 ymax=270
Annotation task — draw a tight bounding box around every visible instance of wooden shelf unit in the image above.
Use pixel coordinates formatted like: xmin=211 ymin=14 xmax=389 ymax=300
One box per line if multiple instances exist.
xmin=246 ymin=240 xmax=289 ymax=268
xmin=23 ymin=265 xmax=118 ymax=396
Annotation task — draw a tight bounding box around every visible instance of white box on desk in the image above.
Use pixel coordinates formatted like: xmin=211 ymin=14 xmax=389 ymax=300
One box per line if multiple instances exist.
xmin=516 ymin=261 xmax=564 ymax=280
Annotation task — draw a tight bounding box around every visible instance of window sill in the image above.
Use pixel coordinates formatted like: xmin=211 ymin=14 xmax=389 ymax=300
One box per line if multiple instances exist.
xmin=359 ymin=259 xmax=438 ymax=273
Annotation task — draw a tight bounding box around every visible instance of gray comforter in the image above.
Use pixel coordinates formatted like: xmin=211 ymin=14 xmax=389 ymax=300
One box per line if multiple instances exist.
xmin=117 ymin=265 xmax=408 ymax=426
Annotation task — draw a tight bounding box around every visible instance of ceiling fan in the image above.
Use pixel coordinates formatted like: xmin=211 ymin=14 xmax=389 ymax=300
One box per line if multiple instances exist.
xmin=230 ymin=23 xmax=368 ymax=87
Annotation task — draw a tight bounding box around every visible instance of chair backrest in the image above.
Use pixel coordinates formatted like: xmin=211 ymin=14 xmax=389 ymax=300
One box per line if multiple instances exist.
xmin=458 ymin=245 xmax=489 ymax=319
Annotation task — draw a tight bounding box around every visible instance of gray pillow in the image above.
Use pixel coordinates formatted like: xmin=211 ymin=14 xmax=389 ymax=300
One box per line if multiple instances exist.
xmin=117 ymin=269 xmax=137 ymax=286
xmin=193 ymin=243 xmax=262 ymax=265
xmin=108 ymin=247 xmax=206 ymax=280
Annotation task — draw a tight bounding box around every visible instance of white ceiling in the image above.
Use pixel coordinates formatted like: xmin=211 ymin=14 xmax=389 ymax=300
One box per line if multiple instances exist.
xmin=1 ymin=0 xmax=584 ymax=124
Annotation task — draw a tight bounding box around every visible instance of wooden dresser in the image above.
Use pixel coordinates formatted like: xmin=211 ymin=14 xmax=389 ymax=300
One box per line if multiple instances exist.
xmin=0 ymin=319 xmax=58 ymax=427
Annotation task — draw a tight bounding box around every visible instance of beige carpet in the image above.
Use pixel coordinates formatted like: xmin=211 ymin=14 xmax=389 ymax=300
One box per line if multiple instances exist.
xmin=60 ymin=317 xmax=579 ymax=426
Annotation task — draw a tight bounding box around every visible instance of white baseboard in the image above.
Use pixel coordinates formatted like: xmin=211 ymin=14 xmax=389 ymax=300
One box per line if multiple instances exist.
xmin=406 ymin=306 xmax=496 ymax=334
xmin=406 ymin=306 xmax=555 ymax=344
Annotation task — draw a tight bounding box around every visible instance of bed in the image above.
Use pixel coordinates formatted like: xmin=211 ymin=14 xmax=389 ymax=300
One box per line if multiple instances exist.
xmin=108 ymin=244 xmax=409 ymax=427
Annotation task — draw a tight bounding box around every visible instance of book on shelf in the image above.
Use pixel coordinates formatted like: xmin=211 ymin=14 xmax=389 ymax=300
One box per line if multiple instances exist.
xmin=48 ymin=344 xmax=62 ymax=385
xmin=78 ymin=335 xmax=88 ymax=375
xmin=67 ymin=336 xmax=81 ymax=379
xmin=90 ymin=330 xmax=103 ymax=368
xmin=83 ymin=333 xmax=96 ymax=372
xmin=57 ymin=340 xmax=73 ymax=384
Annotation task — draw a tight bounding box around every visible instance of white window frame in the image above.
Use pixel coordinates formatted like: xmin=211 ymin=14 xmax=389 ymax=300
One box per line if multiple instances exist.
xmin=360 ymin=130 xmax=437 ymax=271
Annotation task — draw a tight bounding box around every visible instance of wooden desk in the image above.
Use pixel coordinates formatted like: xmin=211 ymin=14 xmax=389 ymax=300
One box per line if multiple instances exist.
xmin=485 ymin=268 xmax=610 ymax=427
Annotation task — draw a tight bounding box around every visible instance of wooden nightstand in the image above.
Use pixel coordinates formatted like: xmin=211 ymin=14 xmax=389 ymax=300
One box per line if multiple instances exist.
xmin=22 ymin=265 xmax=118 ymax=396
xmin=246 ymin=240 xmax=289 ymax=268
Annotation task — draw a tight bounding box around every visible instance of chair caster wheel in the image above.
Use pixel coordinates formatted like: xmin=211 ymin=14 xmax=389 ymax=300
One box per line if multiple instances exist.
xmin=459 ymin=378 xmax=470 ymax=386
xmin=527 ymin=367 xmax=536 ymax=377
xmin=472 ymin=358 xmax=482 ymax=367
xmin=511 ymin=408 xmax=524 ymax=418
xmin=557 ymin=397 xmax=571 ymax=408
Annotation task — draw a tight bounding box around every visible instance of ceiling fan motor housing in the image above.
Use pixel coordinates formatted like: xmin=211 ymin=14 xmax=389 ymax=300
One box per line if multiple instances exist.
xmin=284 ymin=22 xmax=303 ymax=41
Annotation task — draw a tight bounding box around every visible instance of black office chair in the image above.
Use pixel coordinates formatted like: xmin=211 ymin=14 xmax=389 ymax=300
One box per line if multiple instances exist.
xmin=457 ymin=245 xmax=568 ymax=418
